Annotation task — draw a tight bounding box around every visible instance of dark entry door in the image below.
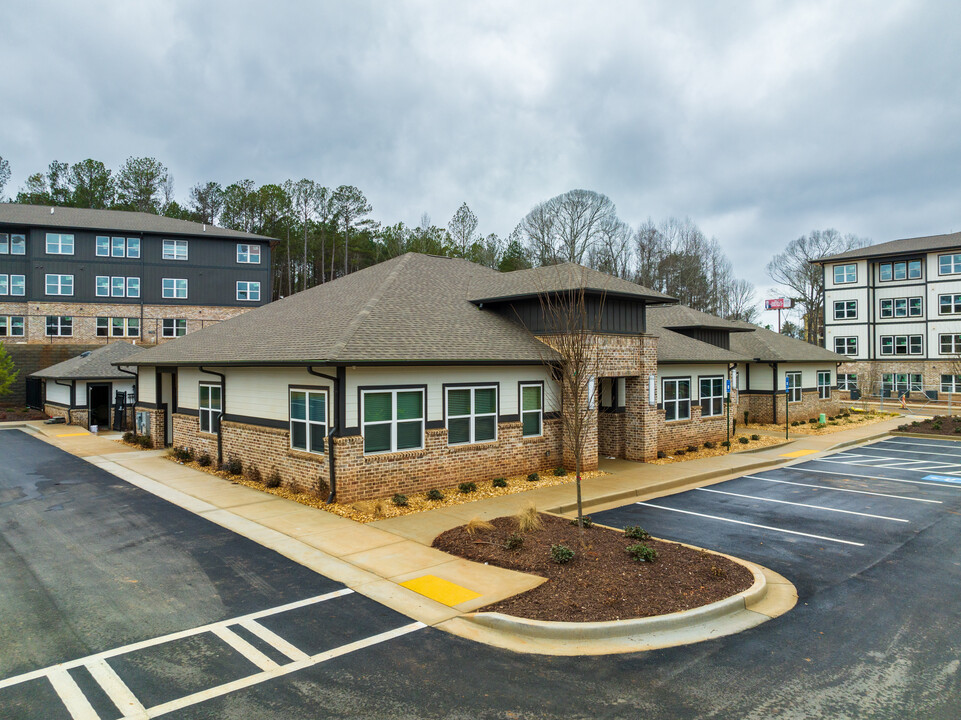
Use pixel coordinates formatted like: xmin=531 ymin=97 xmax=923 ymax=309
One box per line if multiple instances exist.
xmin=88 ymin=384 xmax=111 ymax=428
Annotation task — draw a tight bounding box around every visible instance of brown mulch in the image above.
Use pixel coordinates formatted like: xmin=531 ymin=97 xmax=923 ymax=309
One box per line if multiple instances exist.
xmin=0 ymin=407 xmax=46 ymax=421
xmin=747 ymin=410 xmax=896 ymax=436
xmin=648 ymin=434 xmax=785 ymax=464
xmin=897 ymin=415 xmax=961 ymax=436
xmin=432 ymin=513 xmax=754 ymax=622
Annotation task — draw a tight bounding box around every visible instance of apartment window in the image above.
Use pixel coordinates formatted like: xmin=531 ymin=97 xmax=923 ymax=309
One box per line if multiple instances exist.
xmin=909 ymin=297 xmax=922 ymax=316
xmin=9 ymin=234 xmax=25 ymax=254
xmin=878 ymin=296 xmax=923 ymax=318
xmin=361 ymin=388 xmax=424 ymax=454
xmin=111 ymin=276 xmax=125 ymax=297
xmin=96 ymin=276 xmax=139 ymax=298
xmin=879 ymin=260 xmax=922 ymax=281
xmin=699 ymin=376 xmax=723 ymax=417
xmin=942 ymin=375 xmax=961 ymax=393
xmin=0 ymin=233 xmax=5 ymax=254
xmin=838 ymin=373 xmax=858 ymax=390
xmin=97 ymin=317 xmax=140 ymax=338
xmin=162 ymin=318 xmax=187 ymax=337
xmin=940 ymin=253 xmax=961 ymax=275
xmin=0 ymin=316 xmax=25 ymax=337
xmin=833 ymin=264 xmax=856 ymax=284
xmin=126 ymin=237 xmax=140 ymax=258
xmin=96 ymin=236 xmax=109 ymax=256
xmin=237 ymin=244 xmax=261 ymax=263
xmin=939 ymin=294 xmax=961 ymax=314
xmin=45 ymin=233 xmax=74 ymax=254
xmin=162 ymin=278 xmax=188 ymax=299
xmin=880 ymin=335 xmax=923 ymax=356
xmin=520 ymin=383 xmax=543 ymax=437
xmin=126 ymin=277 xmax=140 ymax=298
xmin=446 ymin=386 xmax=497 ymax=445
xmin=45 ymin=274 xmax=73 ymax=296
xmin=0 ymin=274 xmax=25 ymax=296
xmin=199 ymin=384 xmax=222 ymax=434
xmin=290 ymin=389 xmax=327 ymax=454
xmin=662 ymin=378 xmax=691 ymax=421
xmin=110 ymin=236 xmax=125 ymax=257
xmin=162 ymin=239 xmax=188 ymax=261
xmin=236 ymin=281 xmax=261 ymax=301
xmin=883 ymin=373 xmax=922 ymax=394
xmin=940 ymin=334 xmax=961 ymax=355
xmin=817 ymin=371 xmax=832 ymax=399
xmin=834 ymin=336 xmax=858 ymax=355
xmin=786 ymin=371 xmax=802 ymax=403
xmin=45 ymin=316 xmax=72 ymax=337
xmin=833 ymin=300 xmax=857 ymax=320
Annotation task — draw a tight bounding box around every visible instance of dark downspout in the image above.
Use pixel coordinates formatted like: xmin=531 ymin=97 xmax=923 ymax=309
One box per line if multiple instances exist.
xmin=199 ymin=367 xmax=226 ymax=466
xmin=770 ymin=362 xmax=778 ymax=424
xmin=55 ymin=379 xmax=73 ymax=424
xmin=116 ymin=364 xmax=139 ymax=428
xmin=308 ymin=366 xmax=342 ymax=504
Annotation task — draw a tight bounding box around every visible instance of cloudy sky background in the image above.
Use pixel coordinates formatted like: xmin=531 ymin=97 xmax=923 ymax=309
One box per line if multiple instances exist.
xmin=3 ymin=1 xmax=960 ymax=320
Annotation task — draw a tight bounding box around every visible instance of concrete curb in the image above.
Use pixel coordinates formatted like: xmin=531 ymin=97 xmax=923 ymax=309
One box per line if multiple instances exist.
xmin=826 ymin=430 xmax=896 ymax=450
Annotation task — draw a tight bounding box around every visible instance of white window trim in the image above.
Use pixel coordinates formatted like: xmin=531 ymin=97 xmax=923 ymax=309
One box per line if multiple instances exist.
xmin=939 ymin=294 xmax=961 ymax=315
xmin=939 ymin=334 xmax=961 ymax=355
xmin=445 ymin=385 xmax=498 ymax=446
xmin=833 ymin=263 xmax=857 ymax=284
xmin=45 ymin=316 xmax=73 ymax=337
xmin=96 ymin=236 xmax=110 ymax=256
xmin=939 ymin=253 xmax=961 ymax=276
xmin=199 ymin=383 xmax=222 ymax=435
xmin=162 ymin=239 xmax=189 ymax=261
xmin=0 ymin=316 xmax=26 ymax=337
xmin=237 ymin=244 xmax=261 ymax=264
xmin=699 ymin=376 xmax=724 ymax=417
xmin=786 ymin=372 xmax=802 ymax=403
xmin=941 ymin=374 xmax=961 ymax=393
xmin=833 ymin=300 xmax=857 ymax=320
xmin=817 ymin=371 xmax=832 ymax=400
xmin=520 ymin=382 xmax=544 ymax=437
xmin=662 ymin=377 xmax=692 ymax=421
xmin=838 ymin=373 xmax=858 ymax=391
xmin=45 ymin=233 xmax=74 ymax=255
xmin=236 ymin=281 xmax=261 ymax=301
xmin=289 ymin=388 xmax=328 ymax=454
xmin=162 ymin=278 xmax=188 ymax=299
xmin=127 ymin=237 xmax=140 ymax=258
xmin=10 ymin=234 xmax=25 ymax=255
xmin=45 ymin=274 xmax=73 ymax=296
xmin=361 ymin=388 xmax=425 ymax=455
xmin=834 ymin=336 xmax=857 ymax=355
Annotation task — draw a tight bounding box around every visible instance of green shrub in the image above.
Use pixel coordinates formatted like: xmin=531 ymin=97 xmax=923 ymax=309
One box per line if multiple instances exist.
xmin=221 ymin=457 xmax=243 ymax=475
xmin=392 ymin=493 xmax=408 ymax=507
xmin=738 ymin=436 xmax=749 ymax=444
xmin=721 ymin=440 xmax=731 ymax=448
xmin=816 ymin=423 xmax=826 ymax=429
xmin=137 ymin=434 xmax=152 ymax=448
xmin=426 ymin=488 xmax=445 ymax=500
xmin=687 ymin=445 xmax=698 ymax=453
xmin=553 ymin=467 xmax=567 ymax=476
xmin=809 ymin=418 xmax=817 ymax=424
xmin=526 ymin=472 xmax=540 ymax=482
xmin=458 ymin=481 xmax=477 ymax=494
xmin=197 ymin=452 xmax=212 ymax=467
xmin=171 ymin=446 xmax=192 ymax=462
xmin=750 ymin=434 xmax=760 ymax=441
xmin=122 ymin=430 xmax=135 ymax=443
xmin=504 ymin=533 xmax=523 ymax=550
xmin=627 ymin=543 xmax=658 ymax=563
xmin=265 ymin=470 xmax=282 ymax=488
xmin=704 ymin=441 xmax=716 ymax=449
xmin=245 ymin=466 xmax=262 ymax=484
xmin=550 ymin=544 xmax=575 ymax=564
xmin=491 ymin=477 xmax=508 ymax=488
xmin=657 ymin=450 xmax=666 ymax=458
xmin=569 ymin=515 xmax=593 ymax=528
xmin=624 ymin=525 xmax=650 ymax=540
xmin=675 ymin=449 xmax=686 ymax=456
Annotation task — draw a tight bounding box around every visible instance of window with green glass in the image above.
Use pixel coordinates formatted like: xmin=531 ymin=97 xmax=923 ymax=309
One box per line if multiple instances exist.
xmin=362 ymin=389 xmax=424 ymax=454
xmin=521 ymin=384 xmax=543 ymax=437
xmin=199 ymin=384 xmax=221 ymax=434
xmin=446 ymin=386 xmax=497 ymax=445
xmin=290 ymin=389 xmax=327 ymax=454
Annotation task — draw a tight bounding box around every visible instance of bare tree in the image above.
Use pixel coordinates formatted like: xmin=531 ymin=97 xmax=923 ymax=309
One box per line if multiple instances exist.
xmin=725 ymin=278 xmax=759 ymax=322
xmin=291 ymin=179 xmax=319 ymax=291
xmin=448 ymin=202 xmax=479 ymax=256
xmin=519 ymin=189 xmax=618 ymax=265
xmin=0 ymin=155 xmax=9 ymax=199
xmin=590 ymin=218 xmax=633 ymax=279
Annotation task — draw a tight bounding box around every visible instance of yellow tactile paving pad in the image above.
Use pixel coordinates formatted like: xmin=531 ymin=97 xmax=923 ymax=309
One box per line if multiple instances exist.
xmin=399 ymin=574 xmax=481 ymax=606
xmin=56 ymin=432 xmax=90 ymax=437
xmin=780 ymin=449 xmax=819 ymax=458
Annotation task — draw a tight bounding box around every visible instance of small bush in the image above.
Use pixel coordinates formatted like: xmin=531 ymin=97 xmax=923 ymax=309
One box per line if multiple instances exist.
xmin=687 ymin=445 xmax=698 ymax=453
xmin=569 ymin=515 xmax=593 ymax=528
xmin=750 ymin=434 xmax=760 ymax=441
xmin=245 ymin=466 xmax=262 ymax=484
xmin=426 ymin=488 xmax=445 ymax=501
xmin=265 ymin=470 xmax=282 ymax=488
xmin=491 ymin=477 xmax=508 ymax=488
xmin=710 ymin=564 xmax=726 ymax=578
xmin=504 ymin=533 xmax=523 ymax=550
xmin=721 ymin=440 xmax=731 ymax=448
xmin=809 ymin=418 xmax=817 ymax=424
xmin=171 ymin=446 xmax=192 ymax=462
xmin=657 ymin=450 xmax=666 ymax=459
xmin=459 ymin=481 xmax=477 ymax=494
xmin=550 ymin=544 xmax=575 ymax=564
xmin=816 ymin=422 xmax=827 ymax=429
xmin=526 ymin=472 xmax=540 ymax=482
xmin=675 ymin=449 xmax=686 ymax=456
xmin=392 ymin=493 xmax=408 ymax=507
xmin=197 ymin=452 xmax=212 ymax=467
xmin=465 ymin=517 xmax=494 ymax=536
xmin=137 ymin=434 xmax=152 ymax=448
xmin=790 ymin=420 xmax=799 ymax=427
xmin=221 ymin=457 xmax=243 ymax=475
xmin=553 ymin=467 xmax=567 ymax=476
xmin=122 ymin=431 xmax=135 ymax=443
xmin=704 ymin=441 xmax=716 ymax=449
xmin=627 ymin=543 xmax=657 ymax=562
xmin=624 ymin=525 xmax=650 ymax=540
xmin=515 ymin=504 xmax=543 ymax=532
xmin=739 ymin=436 xmax=750 ymax=444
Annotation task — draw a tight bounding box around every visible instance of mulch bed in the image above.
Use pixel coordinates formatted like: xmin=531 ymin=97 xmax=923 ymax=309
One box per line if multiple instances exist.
xmin=897 ymin=415 xmax=961 ymax=436
xmin=0 ymin=407 xmax=46 ymax=422
xmin=432 ymin=513 xmax=754 ymax=622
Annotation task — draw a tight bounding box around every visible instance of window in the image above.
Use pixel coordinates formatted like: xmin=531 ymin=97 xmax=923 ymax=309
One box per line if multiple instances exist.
xmin=237 ymin=244 xmax=261 ymax=263
xmin=834 ymin=336 xmax=858 ymax=355
xmin=162 ymin=278 xmax=188 ymax=299
xmin=879 ymin=260 xmax=922 ymax=281
xmin=838 ymin=373 xmax=858 ymax=390
xmin=833 ymin=264 xmax=856 ymax=284
xmin=942 ymin=375 xmax=961 ymax=393
xmin=45 ymin=274 xmax=73 ymax=296
xmin=786 ymin=371 xmax=802 ymax=403
xmin=0 ymin=316 xmax=25 ymax=337
xmin=940 ymin=254 xmax=961 ymax=275
xmin=199 ymin=384 xmax=222 ymax=434
xmin=446 ymin=386 xmax=497 ymax=445
xmin=833 ymin=300 xmax=857 ymax=320
xmin=162 ymin=318 xmax=187 ymax=337
xmin=362 ymin=388 xmax=424 ymax=454
xmin=10 ymin=234 xmax=25 ymax=254
xmin=97 ymin=276 xmax=140 ymax=298
xmin=817 ymin=371 xmax=831 ymax=399
xmin=97 ymin=317 xmax=140 ymax=338
xmin=97 ymin=236 xmax=139 ymax=257
xmin=520 ymin=383 xmax=543 ymax=437
xmin=162 ymin=239 xmax=188 ymax=260
xmin=45 ymin=316 xmax=72 ymax=336
xmin=111 ymin=237 xmax=125 ymax=257
xmin=111 ymin=276 xmax=125 ymax=297
xmin=96 ymin=236 xmax=110 ymax=256
xmin=0 ymin=234 xmax=5 ymax=253
xmin=940 ymin=294 xmax=961 ymax=314
xmin=45 ymin=233 xmax=74 ymax=254
xmin=883 ymin=373 xmax=922 ymax=394
xmin=126 ymin=237 xmax=140 ymax=258
xmin=662 ymin=378 xmax=691 ymax=421
xmin=880 ymin=335 xmax=922 ymax=355
xmin=908 ymin=260 xmax=922 ymax=279
xmin=699 ymin=376 xmax=723 ymax=417
xmin=0 ymin=274 xmax=25 ymax=296
xmin=290 ymin=389 xmax=327 ymax=453
xmin=909 ymin=297 xmax=922 ymax=316
xmin=940 ymin=334 xmax=961 ymax=355
xmin=882 ymin=297 xmax=922 ymax=318
xmin=236 ymin=281 xmax=261 ymax=301
xmin=126 ymin=277 xmax=140 ymax=298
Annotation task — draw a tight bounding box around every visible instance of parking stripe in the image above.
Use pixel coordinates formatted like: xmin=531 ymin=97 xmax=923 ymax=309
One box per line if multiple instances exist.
xmin=882 ymin=439 xmax=961 ymax=452
xmin=695 ymin=487 xmax=909 ymax=522
xmin=818 ymin=458 xmax=961 ymax=475
xmin=635 ymin=502 xmax=865 ymax=546
xmin=86 ymin=659 xmax=146 ymax=718
xmin=47 ymin=667 xmax=101 ymax=720
xmin=741 ymin=475 xmax=943 ymax=504
xmin=211 ymin=626 xmax=279 ymax=672
xmin=239 ymin=620 xmax=310 ymax=662
xmin=798 ymin=467 xmax=961 ymax=490
xmin=866 ymin=446 xmax=961 ymax=458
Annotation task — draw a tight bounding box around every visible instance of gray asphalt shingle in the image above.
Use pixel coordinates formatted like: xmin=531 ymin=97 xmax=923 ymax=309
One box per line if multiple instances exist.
xmin=31 ymin=342 xmax=142 ymax=380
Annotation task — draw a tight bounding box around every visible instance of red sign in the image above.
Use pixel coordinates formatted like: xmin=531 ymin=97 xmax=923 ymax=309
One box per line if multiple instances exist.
xmin=765 ymin=298 xmax=793 ymax=310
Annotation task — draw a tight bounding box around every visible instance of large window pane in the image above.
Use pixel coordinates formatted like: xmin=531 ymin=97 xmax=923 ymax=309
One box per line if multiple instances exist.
xmin=290 ymin=391 xmax=306 ymax=420
xmin=448 ymin=389 xmax=471 ymax=416
xmin=364 ymin=392 xmax=392 ymax=422
xmin=474 ymin=416 xmax=496 ymax=441
xmin=310 ymin=423 xmax=326 ymax=451
xmin=522 ymin=385 xmax=541 ymax=412
xmin=364 ymin=424 xmax=391 ymax=453
xmin=291 ymin=421 xmax=307 ymax=450
xmin=396 ymin=391 xmax=422 ymax=420
xmin=475 ymin=388 xmax=496 ymax=414
xmin=396 ymin=421 xmax=421 ymax=449
xmin=522 ymin=411 xmax=541 ymax=437
xmin=308 ymin=394 xmax=326 ymax=422
xmin=448 ymin=417 xmax=470 ymax=444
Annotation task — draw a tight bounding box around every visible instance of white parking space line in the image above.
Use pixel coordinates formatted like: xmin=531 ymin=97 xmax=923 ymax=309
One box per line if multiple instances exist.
xmin=798 ymin=467 xmax=961 ymax=490
xmin=86 ymin=659 xmax=147 ymax=718
xmin=126 ymin=622 xmax=426 ymax=719
xmin=635 ymin=502 xmax=865 ymax=546
xmin=872 ymin=444 xmax=961 ymax=458
xmin=882 ymin=439 xmax=961 ymax=453
xmin=47 ymin=667 xmax=101 ymax=720
xmin=818 ymin=458 xmax=961 ymax=475
xmin=818 ymin=454 xmax=961 ymax=474
xmin=741 ymin=475 xmax=943 ymax=504
xmin=211 ymin=626 xmax=279 ymax=672
xmin=695 ymin=488 xmax=909 ymax=522
xmin=238 ymin=620 xmax=309 ymax=663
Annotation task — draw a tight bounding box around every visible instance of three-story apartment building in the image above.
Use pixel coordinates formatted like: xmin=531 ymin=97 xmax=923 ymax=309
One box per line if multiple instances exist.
xmin=0 ymin=204 xmax=275 ymax=345
xmin=816 ymin=231 xmax=961 ymax=397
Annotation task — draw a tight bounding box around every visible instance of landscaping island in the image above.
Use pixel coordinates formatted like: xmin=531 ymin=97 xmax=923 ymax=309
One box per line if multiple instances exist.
xmin=897 ymin=415 xmax=961 ymax=436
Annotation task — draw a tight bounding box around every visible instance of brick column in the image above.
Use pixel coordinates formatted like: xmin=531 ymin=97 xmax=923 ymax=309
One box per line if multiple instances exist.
xmin=624 ymin=334 xmax=659 ymax=461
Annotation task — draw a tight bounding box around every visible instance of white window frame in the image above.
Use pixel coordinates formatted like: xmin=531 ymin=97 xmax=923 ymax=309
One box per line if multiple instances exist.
xmin=289 ymin=388 xmax=328 ymax=454
xmin=833 ymin=300 xmax=857 ymax=320
xmin=940 ymin=334 xmax=961 ymax=355
xmin=0 ymin=274 xmax=25 ymax=296
xmin=111 ymin=236 xmax=125 ymax=257
xmin=881 ymin=335 xmax=923 ymax=356
xmin=939 ymin=294 xmax=961 ymax=315
xmin=236 ymin=281 xmax=261 ymax=301
xmin=520 ymin=383 xmax=543 ymax=437
xmin=0 ymin=316 xmax=25 ymax=337
xmin=45 ymin=274 xmax=73 ymax=296
xmin=96 ymin=236 xmax=110 ymax=256
xmin=237 ymin=244 xmax=261 ymax=264
xmin=834 ymin=336 xmax=857 ymax=355
xmin=45 ymin=316 xmax=72 ymax=337
xmin=10 ymin=234 xmax=25 ymax=255
xmin=786 ymin=371 xmax=802 ymax=403
xmin=817 ymin=371 xmax=831 ymax=399
xmin=941 ymin=375 xmax=961 ymax=393
xmin=126 ymin=277 xmax=140 ymax=298
xmin=162 ymin=278 xmax=188 ymax=299
xmin=833 ymin=263 xmax=856 ymax=284
xmin=162 ymin=239 xmax=188 ymax=261
xmin=162 ymin=318 xmax=187 ymax=337
xmin=361 ymin=388 xmax=425 ymax=455
xmin=0 ymin=233 xmax=6 ymax=254
xmin=838 ymin=373 xmax=858 ymax=390
xmin=699 ymin=376 xmax=724 ymax=417
xmin=97 ymin=317 xmax=140 ymax=338
xmin=45 ymin=233 xmax=74 ymax=255
xmin=883 ymin=373 xmax=922 ymax=395
xmin=445 ymin=385 xmax=498 ymax=446
xmin=199 ymin=383 xmax=222 ymax=434
xmin=939 ymin=253 xmax=961 ymax=276
xmin=126 ymin=237 xmax=140 ymax=258
xmin=662 ymin=377 xmax=691 ymax=421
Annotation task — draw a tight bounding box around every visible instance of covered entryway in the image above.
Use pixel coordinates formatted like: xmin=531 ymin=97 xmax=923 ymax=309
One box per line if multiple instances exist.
xmin=88 ymin=383 xmax=111 ymax=429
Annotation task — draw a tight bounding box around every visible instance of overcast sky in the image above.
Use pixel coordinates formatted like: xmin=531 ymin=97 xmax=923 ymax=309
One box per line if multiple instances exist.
xmin=3 ymin=1 xmax=960 ymax=320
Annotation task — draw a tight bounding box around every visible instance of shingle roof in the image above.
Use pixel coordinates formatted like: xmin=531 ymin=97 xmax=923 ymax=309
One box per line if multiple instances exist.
xmin=470 ymin=263 xmax=675 ymax=304
xmin=728 ymin=321 xmax=847 ymax=363
xmin=814 ymin=231 xmax=961 ymax=263
xmin=0 ymin=203 xmax=276 ymax=242
xmin=122 ymin=253 xmax=564 ymax=366
xmin=646 ymin=307 xmax=751 ymax=363
xmin=31 ymin=342 xmax=142 ymax=380
xmin=649 ymin=304 xmax=753 ymax=333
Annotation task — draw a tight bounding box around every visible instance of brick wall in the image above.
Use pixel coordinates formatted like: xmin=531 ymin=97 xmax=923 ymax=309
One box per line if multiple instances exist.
xmin=657 ymin=404 xmax=730 ymax=453
xmin=624 ymin=335 xmax=660 ymax=461
xmin=738 ymin=390 xmax=841 ymax=424
xmin=134 ymin=405 xmax=166 ymax=448
xmin=598 ymin=411 xmax=624 ymax=457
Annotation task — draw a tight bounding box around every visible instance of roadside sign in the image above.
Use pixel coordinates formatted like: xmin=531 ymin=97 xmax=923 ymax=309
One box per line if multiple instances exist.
xmin=726 ymin=379 xmax=731 ymax=393
xmin=765 ymin=298 xmax=794 ymax=310
xmin=785 ymin=377 xmax=790 ymax=392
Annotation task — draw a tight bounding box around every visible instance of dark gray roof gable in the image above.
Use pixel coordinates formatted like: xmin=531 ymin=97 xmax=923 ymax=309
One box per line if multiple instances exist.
xmin=31 ymin=341 xmax=141 ymax=380
xmin=0 ymin=203 xmax=277 ymax=242
xmin=813 ymin=231 xmax=961 ymax=263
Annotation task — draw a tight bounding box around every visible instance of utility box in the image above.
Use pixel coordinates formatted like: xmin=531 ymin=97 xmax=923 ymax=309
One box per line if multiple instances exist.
xmin=819 ymin=413 xmax=826 ymax=424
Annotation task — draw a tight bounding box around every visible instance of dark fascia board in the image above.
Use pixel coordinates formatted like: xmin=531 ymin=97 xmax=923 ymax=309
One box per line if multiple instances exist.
xmin=470 ymin=289 xmax=677 ymax=306
xmin=810 ymin=246 xmax=961 ymax=265
xmin=0 ymin=219 xmax=279 ymax=245
xmin=663 ymin=323 xmax=754 ymax=333
xmin=32 ymin=374 xmax=132 ymax=381
xmin=114 ymin=358 xmax=551 ymax=368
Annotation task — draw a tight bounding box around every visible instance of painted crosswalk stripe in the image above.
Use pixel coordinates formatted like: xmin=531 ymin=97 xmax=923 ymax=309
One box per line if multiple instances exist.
xmin=86 ymin=659 xmax=146 ymax=718
xmin=239 ymin=619 xmax=310 ymax=662
xmin=695 ymin=487 xmax=909 ymax=522
xmin=47 ymin=667 xmax=101 ymax=720
xmin=741 ymin=475 xmax=942 ymax=503
xmin=635 ymin=502 xmax=865 ymax=546
xmin=211 ymin=626 xmax=279 ymax=671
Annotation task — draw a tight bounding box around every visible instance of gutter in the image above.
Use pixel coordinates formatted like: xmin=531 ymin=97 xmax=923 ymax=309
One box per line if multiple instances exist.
xmin=307 ymin=366 xmax=343 ymax=503
xmin=54 ymin=379 xmax=73 ymax=424
xmin=199 ymin=367 xmax=226 ymax=466
xmin=116 ymin=364 xmax=138 ymax=404
xmin=769 ymin=362 xmax=778 ymax=423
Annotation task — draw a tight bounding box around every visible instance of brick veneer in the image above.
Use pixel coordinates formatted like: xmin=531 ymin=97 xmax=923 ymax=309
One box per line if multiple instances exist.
xmin=738 ymin=390 xmax=841 ymax=424
xmin=657 ymin=404 xmax=730 ymax=453
xmin=134 ymin=406 xmax=166 ymax=448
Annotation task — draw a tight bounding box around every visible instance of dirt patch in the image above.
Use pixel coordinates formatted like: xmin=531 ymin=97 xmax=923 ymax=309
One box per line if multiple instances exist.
xmin=0 ymin=407 xmax=46 ymax=422
xmin=897 ymin=415 xmax=961 ymax=437
xmin=648 ymin=434 xmax=785 ymax=465
xmin=747 ymin=410 xmax=896 ymax=436
xmin=433 ymin=513 xmax=754 ymax=622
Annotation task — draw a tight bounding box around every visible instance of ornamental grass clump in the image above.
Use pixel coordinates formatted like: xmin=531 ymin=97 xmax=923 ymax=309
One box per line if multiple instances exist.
xmin=465 ymin=516 xmax=494 ymax=537
xmin=514 ymin=504 xmax=543 ymax=533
